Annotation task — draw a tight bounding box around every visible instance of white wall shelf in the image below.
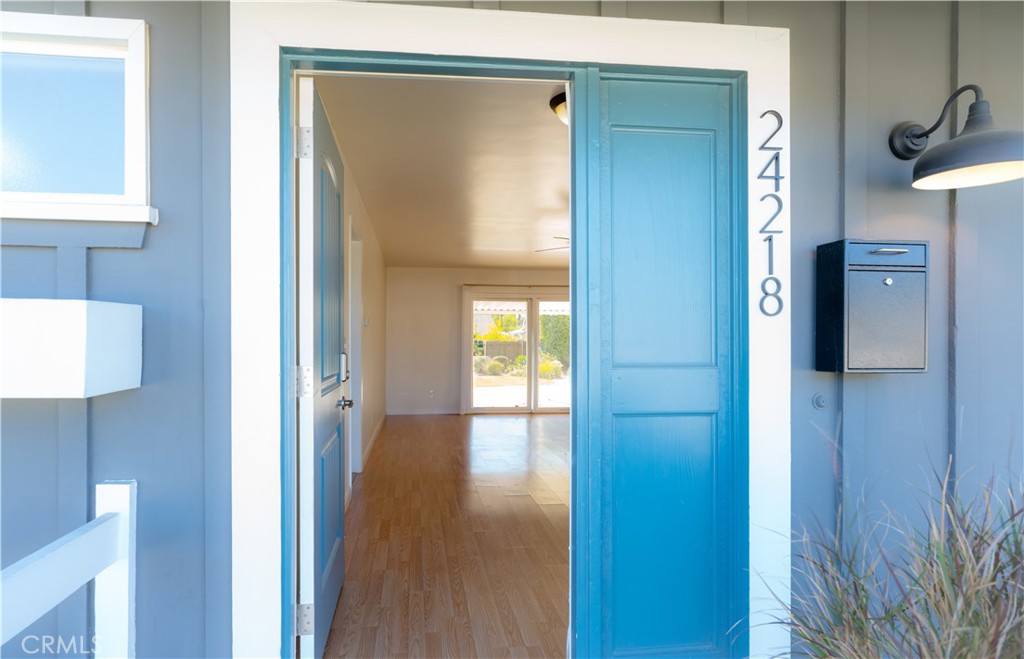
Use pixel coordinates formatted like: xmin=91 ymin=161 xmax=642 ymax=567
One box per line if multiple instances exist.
xmin=0 ymin=298 xmax=142 ymax=398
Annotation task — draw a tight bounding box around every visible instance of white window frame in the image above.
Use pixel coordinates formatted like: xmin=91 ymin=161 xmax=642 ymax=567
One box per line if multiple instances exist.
xmin=0 ymin=11 xmax=157 ymax=225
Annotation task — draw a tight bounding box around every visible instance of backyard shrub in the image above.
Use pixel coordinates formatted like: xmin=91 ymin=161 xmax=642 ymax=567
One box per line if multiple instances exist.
xmin=491 ymin=355 xmax=509 ymax=366
xmin=539 ymin=359 xmax=563 ymax=379
xmin=778 ymin=467 xmax=1024 ymax=659
xmin=485 ymin=359 xmax=506 ymax=375
xmin=505 ymin=355 xmax=528 ymax=377
xmin=477 ymin=314 xmax=523 ymax=341
xmin=541 ymin=315 xmax=571 ymax=369
xmin=473 ymin=355 xmax=489 ymax=374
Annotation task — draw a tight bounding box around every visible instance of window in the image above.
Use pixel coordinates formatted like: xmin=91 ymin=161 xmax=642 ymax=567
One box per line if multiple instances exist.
xmin=0 ymin=12 xmax=156 ymax=224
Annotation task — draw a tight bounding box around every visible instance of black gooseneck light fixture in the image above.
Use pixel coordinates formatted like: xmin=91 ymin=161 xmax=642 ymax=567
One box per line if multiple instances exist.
xmin=888 ymin=84 xmax=1024 ymax=190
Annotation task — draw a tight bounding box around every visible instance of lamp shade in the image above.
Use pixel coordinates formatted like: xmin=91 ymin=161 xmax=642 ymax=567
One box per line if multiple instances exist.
xmin=549 ymin=91 xmax=569 ymax=126
xmin=911 ymin=98 xmax=1024 ymax=190
xmin=913 ymin=128 xmax=1024 ymax=190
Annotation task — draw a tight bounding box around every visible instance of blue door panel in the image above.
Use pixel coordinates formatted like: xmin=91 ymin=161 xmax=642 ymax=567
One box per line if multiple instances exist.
xmin=320 ymin=164 xmax=343 ymax=387
xmin=319 ymin=425 xmax=343 ymax=574
xmin=604 ymin=79 xmax=729 ymax=132
xmin=611 ymin=414 xmax=717 ymax=653
xmin=610 ymin=128 xmax=716 ymax=366
xmin=599 ymin=76 xmax=743 ymax=657
xmin=611 ymin=368 xmax=719 ymax=413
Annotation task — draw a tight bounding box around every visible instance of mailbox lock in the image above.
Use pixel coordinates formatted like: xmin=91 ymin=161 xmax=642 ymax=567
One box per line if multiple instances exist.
xmin=883 ymin=277 xmax=894 ymax=286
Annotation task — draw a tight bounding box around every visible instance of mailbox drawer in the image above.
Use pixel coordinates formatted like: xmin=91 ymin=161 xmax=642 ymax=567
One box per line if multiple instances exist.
xmin=846 ymin=242 xmax=928 ymax=267
xmin=847 ymin=271 xmax=927 ymax=370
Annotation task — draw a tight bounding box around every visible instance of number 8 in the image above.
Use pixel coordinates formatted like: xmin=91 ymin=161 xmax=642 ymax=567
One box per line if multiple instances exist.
xmin=759 ymin=276 xmax=783 ymax=317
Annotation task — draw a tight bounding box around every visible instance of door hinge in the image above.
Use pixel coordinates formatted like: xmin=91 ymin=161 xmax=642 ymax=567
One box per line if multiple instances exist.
xmin=295 ymin=365 xmax=314 ymax=398
xmin=295 ymin=127 xmax=312 ymax=159
xmin=295 ymin=603 xmax=314 ymax=636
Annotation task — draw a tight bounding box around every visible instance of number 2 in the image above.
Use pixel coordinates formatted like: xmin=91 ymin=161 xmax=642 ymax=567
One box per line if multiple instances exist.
xmin=759 ymin=110 xmax=783 ymax=151
xmin=759 ymin=194 xmax=783 ymax=235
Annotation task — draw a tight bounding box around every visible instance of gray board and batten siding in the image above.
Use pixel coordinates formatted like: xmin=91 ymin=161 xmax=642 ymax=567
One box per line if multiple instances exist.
xmin=1 ymin=2 xmax=1021 ymax=657
xmin=1 ymin=2 xmax=231 ymax=657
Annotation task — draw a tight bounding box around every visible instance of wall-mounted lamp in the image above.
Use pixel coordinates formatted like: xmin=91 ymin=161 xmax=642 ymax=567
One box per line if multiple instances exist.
xmin=888 ymin=84 xmax=1023 ymax=190
xmin=549 ymin=91 xmax=569 ymax=126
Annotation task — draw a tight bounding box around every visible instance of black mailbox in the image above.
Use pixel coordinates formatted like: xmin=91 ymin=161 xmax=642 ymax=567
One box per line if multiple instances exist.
xmin=816 ymin=239 xmax=928 ymax=373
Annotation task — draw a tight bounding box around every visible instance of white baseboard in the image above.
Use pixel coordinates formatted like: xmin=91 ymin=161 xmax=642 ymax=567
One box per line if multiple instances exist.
xmin=384 ymin=407 xmax=458 ymax=416
xmin=361 ymin=414 xmax=386 ymax=469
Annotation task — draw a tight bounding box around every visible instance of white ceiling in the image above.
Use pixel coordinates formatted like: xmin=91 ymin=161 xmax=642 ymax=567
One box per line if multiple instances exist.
xmin=316 ymin=75 xmax=571 ymax=269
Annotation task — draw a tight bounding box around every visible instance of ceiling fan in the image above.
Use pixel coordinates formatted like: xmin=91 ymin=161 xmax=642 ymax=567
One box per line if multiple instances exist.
xmin=535 ymin=236 xmax=570 ymax=253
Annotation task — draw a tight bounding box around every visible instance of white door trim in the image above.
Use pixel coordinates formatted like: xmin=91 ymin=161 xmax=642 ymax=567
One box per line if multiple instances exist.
xmin=229 ymin=3 xmax=791 ymax=656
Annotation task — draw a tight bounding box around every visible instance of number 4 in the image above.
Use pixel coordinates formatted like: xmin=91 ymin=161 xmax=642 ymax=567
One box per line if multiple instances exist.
xmin=758 ymin=152 xmax=784 ymax=193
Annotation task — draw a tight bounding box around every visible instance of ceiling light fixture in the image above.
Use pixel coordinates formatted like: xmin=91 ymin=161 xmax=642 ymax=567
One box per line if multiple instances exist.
xmin=888 ymin=84 xmax=1024 ymax=190
xmin=549 ymin=91 xmax=569 ymax=126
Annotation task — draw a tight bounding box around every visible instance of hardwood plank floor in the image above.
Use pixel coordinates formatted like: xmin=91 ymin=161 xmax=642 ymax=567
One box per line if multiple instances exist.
xmin=325 ymin=414 xmax=570 ymax=659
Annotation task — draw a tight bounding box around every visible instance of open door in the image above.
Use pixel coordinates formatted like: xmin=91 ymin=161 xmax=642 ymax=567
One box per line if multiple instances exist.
xmin=296 ymin=76 xmax=348 ymax=658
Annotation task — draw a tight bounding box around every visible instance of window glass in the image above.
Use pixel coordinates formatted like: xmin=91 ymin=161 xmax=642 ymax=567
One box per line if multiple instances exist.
xmin=1 ymin=52 xmax=125 ymax=195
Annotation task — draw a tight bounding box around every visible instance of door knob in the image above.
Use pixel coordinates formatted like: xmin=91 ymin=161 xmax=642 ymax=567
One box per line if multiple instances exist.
xmin=337 ymin=398 xmax=354 ymax=409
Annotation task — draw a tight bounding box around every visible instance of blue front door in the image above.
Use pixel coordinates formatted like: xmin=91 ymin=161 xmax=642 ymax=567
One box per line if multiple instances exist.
xmin=296 ymin=78 xmax=346 ymax=659
xmin=581 ymin=73 xmax=746 ymax=657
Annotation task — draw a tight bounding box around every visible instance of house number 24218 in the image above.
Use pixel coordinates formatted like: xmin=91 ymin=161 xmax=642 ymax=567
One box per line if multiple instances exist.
xmin=757 ymin=110 xmax=785 ymax=317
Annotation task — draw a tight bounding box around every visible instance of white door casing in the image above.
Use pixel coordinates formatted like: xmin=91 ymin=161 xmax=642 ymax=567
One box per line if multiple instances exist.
xmin=229 ymin=3 xmax=791 ymax=656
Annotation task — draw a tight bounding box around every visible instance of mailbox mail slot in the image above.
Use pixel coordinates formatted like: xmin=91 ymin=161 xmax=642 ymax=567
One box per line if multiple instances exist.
xmin=816 ymin=239 xmax=929 ymax=373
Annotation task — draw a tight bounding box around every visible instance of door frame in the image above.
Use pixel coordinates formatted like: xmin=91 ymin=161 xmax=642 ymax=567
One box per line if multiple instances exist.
xmin=229 ymin=3 xmax=791 ymax=657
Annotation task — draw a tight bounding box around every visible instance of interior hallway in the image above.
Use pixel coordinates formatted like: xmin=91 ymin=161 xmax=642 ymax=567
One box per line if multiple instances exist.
xmin=325 ymin=414 xmax=570 ymax=658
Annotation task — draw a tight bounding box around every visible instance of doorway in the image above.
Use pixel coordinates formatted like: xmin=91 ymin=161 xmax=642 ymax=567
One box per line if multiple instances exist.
xmin=229 ymin=4 xmax=792 ymax=656
xmin=303 ymin=70 xmax=574 ymax=657
xmin=294 ymin=58 xmax=751 ymax=658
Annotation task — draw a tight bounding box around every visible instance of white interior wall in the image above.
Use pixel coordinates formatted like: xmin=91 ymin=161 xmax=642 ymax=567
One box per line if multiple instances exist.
xmin=386 ymin=267 xmax=570 ymax=414
xmin=357 ymin=216 xmax=387 ymax=462
xmin=328 ymin=116 xmax=388 ymax=474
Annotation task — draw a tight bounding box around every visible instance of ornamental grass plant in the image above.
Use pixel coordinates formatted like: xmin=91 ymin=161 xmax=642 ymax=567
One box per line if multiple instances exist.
xmin=782 ymin=469 xmax=1024 ymax=659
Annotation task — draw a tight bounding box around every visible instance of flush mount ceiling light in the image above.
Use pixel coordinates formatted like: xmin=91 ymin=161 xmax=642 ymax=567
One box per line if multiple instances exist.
xmin=549 ymin=91 xmax=569 ymax=126
xmin=889 ymin=84 xmax=1024 ymax=190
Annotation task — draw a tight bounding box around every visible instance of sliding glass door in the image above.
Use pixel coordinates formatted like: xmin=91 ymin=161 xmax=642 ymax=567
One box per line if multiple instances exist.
xmin=471 ymin=299 xmax=530 ymax=409
xmin=537 ymin=300 xmax=571 ymax=409
xmin=463 ymin=287 xmax=570 ymax=413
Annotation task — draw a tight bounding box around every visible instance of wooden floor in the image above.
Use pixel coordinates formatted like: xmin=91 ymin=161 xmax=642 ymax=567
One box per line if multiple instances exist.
xmin=325 ymin=414 xmax=570 ymax=659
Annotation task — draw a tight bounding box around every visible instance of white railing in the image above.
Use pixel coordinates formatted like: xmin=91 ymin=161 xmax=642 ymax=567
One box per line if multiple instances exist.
xmin=1 ymin=480 xmax=136 ymax=658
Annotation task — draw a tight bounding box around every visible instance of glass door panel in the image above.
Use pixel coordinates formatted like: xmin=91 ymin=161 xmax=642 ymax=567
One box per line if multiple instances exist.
xmin=538 ymin=300 xmax=571 ymax=409
xmin=472 ymin=300 xmax=529 ymax=409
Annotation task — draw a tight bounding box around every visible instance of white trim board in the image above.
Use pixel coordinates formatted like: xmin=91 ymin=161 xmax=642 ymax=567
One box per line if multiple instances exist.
xmin=229 ymin=3 xmax=791 ymax=657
